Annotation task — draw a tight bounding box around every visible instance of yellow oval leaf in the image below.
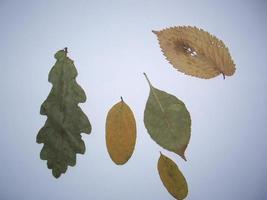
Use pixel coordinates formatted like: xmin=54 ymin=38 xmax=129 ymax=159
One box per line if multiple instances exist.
xmin=105 ymin=98 xmax=137 ymax=165
xmin=153 ymin=26 xmax=235 ymax=79
xmin=158 ymin=153 xmax=188 ymax=200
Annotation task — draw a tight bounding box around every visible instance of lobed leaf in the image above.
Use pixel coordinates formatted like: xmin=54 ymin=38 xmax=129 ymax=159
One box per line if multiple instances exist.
xmin=37 ymin=48 xmax=91 ymax=178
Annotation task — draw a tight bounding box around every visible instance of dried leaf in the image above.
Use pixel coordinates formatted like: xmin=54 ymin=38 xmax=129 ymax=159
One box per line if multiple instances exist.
xmin=106 ymin=97 xmax=137 ymax=165
xmin=36 ymin=48 xmax=91 ymax=178
xmin=143 ymin=73 xmax=191 ymax=160
xmin=153 ymin=26 xmax=235 ymax=79
xmin=158 ymin=153 xmax=188 ymax=200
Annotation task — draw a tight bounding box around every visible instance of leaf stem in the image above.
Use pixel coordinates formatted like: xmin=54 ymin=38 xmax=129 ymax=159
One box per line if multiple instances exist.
xmin=120 ymin=96 xmax=124 ymax=102
xmin=222 ymin=73 xmax=225 ymax=79
xmin=143 ymin=72 xmax=153 ymax=88
xmin=143 ymin=73 xmax=166 ymax=114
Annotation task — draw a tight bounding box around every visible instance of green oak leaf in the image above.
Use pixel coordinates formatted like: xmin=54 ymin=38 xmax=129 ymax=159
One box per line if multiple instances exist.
xmin=37 ymin=48 xmax=91 ymax=178
xmin=143 ymin=73 xmax=191 ymax=160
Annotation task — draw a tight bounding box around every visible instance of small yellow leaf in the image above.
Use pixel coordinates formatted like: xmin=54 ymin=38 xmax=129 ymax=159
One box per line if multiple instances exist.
xmin=153 ymin=26 xmax=235 ymax=79
xmin=158 ymin=153 xmax=188 ymax=200
xmin=105 ymin=98 xmax=137 ymax=165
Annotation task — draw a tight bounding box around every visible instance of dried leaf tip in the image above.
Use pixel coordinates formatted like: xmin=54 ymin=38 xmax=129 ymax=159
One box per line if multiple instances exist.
xmin=152 ymin=30 xmax=159 ymax=35
xmin=181 ymin=154 xmax=187 ymax=161
xmin=143 ymin=72 xmax=153 ymax=88
xmin=177 ymin=146 xmax=187 ymax=161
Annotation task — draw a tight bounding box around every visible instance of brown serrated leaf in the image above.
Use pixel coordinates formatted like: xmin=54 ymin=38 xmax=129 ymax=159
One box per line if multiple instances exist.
xmin=105 ymin=97 xmax=137 ymax=165
xmin=153 ymin=26 xmax=235 ymax=79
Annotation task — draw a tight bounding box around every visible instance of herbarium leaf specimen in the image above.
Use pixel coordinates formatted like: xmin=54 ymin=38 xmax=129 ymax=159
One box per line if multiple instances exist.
xmin=143 ymin=73 xmax=191 ymax=161
xmin=36 ymin=48 xmax=91 ymax=178
xmin=153 ymin=26 xmax=235 ymax=79
xmin=158 ymin=153 xmax=188 ymax=200
xmin=106 ymin=97 xmax=136 ymax=165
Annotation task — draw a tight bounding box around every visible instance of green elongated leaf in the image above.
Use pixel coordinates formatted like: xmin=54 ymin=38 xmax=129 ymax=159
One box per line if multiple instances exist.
xmin=36 ymin=48 xmax=91 ymax=178
xmin=105 ymin=97 xmax=137 ymax=165
xmin=143 ymin=73 xmax=191 ymax=160
xmin=158 ymin=153 xmax=188 ymax=200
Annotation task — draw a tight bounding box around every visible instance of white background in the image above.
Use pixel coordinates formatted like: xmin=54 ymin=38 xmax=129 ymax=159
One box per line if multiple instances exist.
xmin=0 ymin=0 xmax=266 ymax=199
